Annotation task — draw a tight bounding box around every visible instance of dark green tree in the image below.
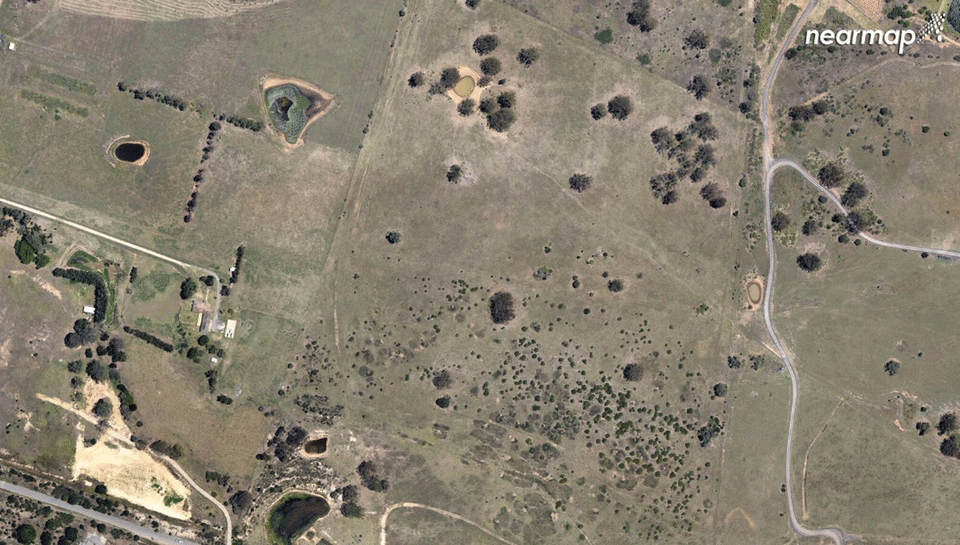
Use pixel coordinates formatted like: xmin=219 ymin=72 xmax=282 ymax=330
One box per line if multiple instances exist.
xmin=938 ymin=413 xmax=957 ymax=436
xmin=623 ymin=363 xmax=643 ymax=381
xmin=516 ymin=47 xmax=540 ymax=66
xmin=489 ymin=291 xmax=515 ymax=324
xmin=385 ymin=232 xmax=401 ymax=244
xmin=179 ymin=277 xmax=197 ymax=300
xmin=480 ymin=57 xmax=502 ymax=76
xmin=687 ymin=75 xmax=712 ymax=100
xmin=606 ymin=95 xmax=633 ymax=120
xmin=771 ymin=211 xmax=790 ymax=232
xmin=685 ymin=29 xmax=710 ymax=50
xmin=796 ymin=253 xmax=822 ymax=272
xmin=590 ymin=103 xmax=607 ymax=120
xmin=884 ymin=360 xmax=900 ymax=376
xmin=14 ymin=525 xmax=37 ymax=545
xmin=473 ymin=34 xmax=500 ymax=55
xmin=92 ymin=398 xmax=112 ymax=419
xmin=568 ymin=173 xmax=592 ymax=193
xmin=817 ymin=163 xmax=845 ymax=188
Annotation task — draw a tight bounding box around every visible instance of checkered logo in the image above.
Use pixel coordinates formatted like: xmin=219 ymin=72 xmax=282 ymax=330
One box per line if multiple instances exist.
xmin=919 ymin=13 xmax=946 ymax=42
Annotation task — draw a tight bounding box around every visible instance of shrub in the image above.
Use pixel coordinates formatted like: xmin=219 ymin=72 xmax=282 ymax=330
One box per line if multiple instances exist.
xmin=796 ymin=253 xmax=822 ymax=272
xmin=606 ymin=95 xmax=633 ymax=120
xmin=489 ymin=291 xmax=515 ymax=324
xmin=590 ymin=104 xmax=607 ymax=120
xmin=480 ymin=57 xmax=502 ymax=76
xmin=516 ymin=47 xmax=540 ymax=66
xmin=568 ymin=173 xmax=592 ymax=193
xmin=435 ymin=396 xmax=451 ymax=408
xmin=594 ymin=28 xmax=614 ymax=44
xmin=473 ymin=34 xmax=500 ymax=55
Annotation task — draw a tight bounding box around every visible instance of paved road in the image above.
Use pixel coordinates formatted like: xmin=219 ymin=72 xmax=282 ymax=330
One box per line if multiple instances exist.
xmin=0 ymin=479 xmax=198 ymax=545
xmin=0 ymin=196 xmax=222 ymax=329
xmin=759 ymin=1 xmax=851 ymax=544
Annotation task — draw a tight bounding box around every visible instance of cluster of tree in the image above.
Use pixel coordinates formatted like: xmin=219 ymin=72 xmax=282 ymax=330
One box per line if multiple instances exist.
xmin=52 ymin=268 xmax=107 ymax=322
xmin=184 ymin=122 xmax=222 ymax=223
xmin=123 ymin=326 xmax=174 ymax=352
xmin=339 ymin=485 xmax=363 ymax=518
xmin=490 ymin=291 xmax=516 ymax=324
xmin=697 ymin=415 xmax=723 ymax=447
xmin=648 ymin=113 xmax=721 ymax=205
xmin=727 ymin=355 xmax=742 ymax=369
xmin=117 ymin=82 xmax=188 ymax=111
xmin=427 ymin=67 xmax=461 ymax=95
xmin=473 ymin=34 xmax=499 ymax=55
xmin=216 ymin=394 xmax=233 ymax=404
xmin=796 ymin=253 xmax=822 ymax=272
xmin=358 ymin=460 xmax=389 ymax=492
xmin=626 ymin=0 xmax=657 ymax=31
xmin=259 ymin=425 xmax=309 ymax=464
xmin=568 ymin=173 xmax=592 ymax=193
xmin=886 ymin=4 xmax=913 ymax=21
xmin=686 ymin=75 xmax=712 ymax=100
xmin=128 ymin=266 xmax=138 ymax=284
xmin=205 ymin=369 xmax=219 ymax=393
xmin=949 ymin=0 xmax=960 ymax=33
xmin=149 ymin=439 xmax=184 ymax=459
xmin=516 ymin=47 xmax=540 ymax=66
xmin=96 ymin=337 xmax=127 ymax=363
xmin=480 ymin=90 xmax=517 ymax=132
xmin=3 ymin=207 xmax=52 ymax=268
xmin=204 ymin=471 xmax=230 ymax=487
xmin=115 ymin=382 xmax=137 ymax=417
xmin=180 ymin=277 xmax=197 ymax=300
xmin=787 ymin=99 xmax=830 ymax=132
xmin=294 ymin=394 xmax=344 ymax=425
xmin=594 ymin=27 xmax=614 ymax=44
xmin=224 ymin=115 xmax=264 ymax=132
xmin=200 ymin=274 xmax=216 ymax=287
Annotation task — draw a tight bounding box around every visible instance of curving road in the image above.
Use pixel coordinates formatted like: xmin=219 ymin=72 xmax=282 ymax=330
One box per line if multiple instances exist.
xmin=0 ymin=479 xmax=198 ymax=545
xmin=161 ymin=457 xmax=232 ymax=545
xmin=760 ymin=2 xmax=960 ymax=544
xmin=759 ymin=1 xmax=852 ymax=543
xmin=0 ymin=196 xmax=223 ymax=329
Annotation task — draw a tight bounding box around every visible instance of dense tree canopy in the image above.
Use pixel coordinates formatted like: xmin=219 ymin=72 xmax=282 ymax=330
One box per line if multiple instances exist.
xmin=938 ymin=413 xmax=957 ymax=436
xmin=480 ymin=57 xmax=502 ymax=76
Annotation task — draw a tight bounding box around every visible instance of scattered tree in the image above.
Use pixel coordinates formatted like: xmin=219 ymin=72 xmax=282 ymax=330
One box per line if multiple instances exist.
xmin=14 ymin=524 xmax=37 ymax=545
xmin=917 ymin=421 xmax=931 ymax=436
xmin=407 ymin=72 xmax=425 ymax=88
xmin=594 ymin=28 xmax=614 ymax=44
xmin=568 ymin=173 xmax=592 ymax=193
xmin=590 ymin=103 xmax=607 ymax=120
xmin=687 ymin=75 xmax=712 ymax=100
xmin=771 ymin=211 xmax=790 ymax=232
xmin=606 ymin=95 xmax=633 ymax=120
xmin=516 ymin=47 xmax=540 ymax=66
xmin=796 ymin=253 xmax=822 ymax=272
xmin=489 ymin=291 xmax=515 ymax=324
xmin=432 ymin=369 xmax=453 ymax=389
xmin=884 ymin=359 xmax=900 ymax=376
xmin=228 ymin=490 xmax=253 ymax=515
xmin=479 ymin=97 xmax=497 ymax=114
xmin=623 ymin=363 xmax=643 ymax=381
xmin=841 ymin=181 xmax=869 ymax=207
xmin=940 ymin=436 xmax=959 ymax=457
xmin=457 ymin=98 xmax=476 ymax=116
xmin=486 ymin=108 xmax=516 ymax=132
xmin=92 ymin=398 xmax=112 ymax=419
xmin=685 ymin=29 xmax=710 ymax=50
xmin=938 ymin=413 xmax=957 ymax=436
xmin=465 ymin=0 xmax=480 ymax=8
xmin=446 ymin=164 xmax=463 ymax=183
xmin=439 ymin=67 xmax=461 ymax=90
xmin=607 ymin=279 xmax=624 ymax=292
xmin=473 ymin=34 xmax=500 ymax=55
xmin=817 ymin=163 xmax=845 ymax=188
xmin=713 ymin=383 xmax=728 ymax=397
xmin=480 ymin=57 xmax=502 ymax=76
xmin=385 ymin=232 xmax=401 ymax=244
xmin=626 ymin=0 xmax=657 ymax=31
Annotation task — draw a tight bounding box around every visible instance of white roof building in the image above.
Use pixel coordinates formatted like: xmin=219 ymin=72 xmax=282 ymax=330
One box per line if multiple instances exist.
xmin=224 ymin=319 xmax=237 ymax=339
xmin=82 ymin=306 xmax=95 ymax=315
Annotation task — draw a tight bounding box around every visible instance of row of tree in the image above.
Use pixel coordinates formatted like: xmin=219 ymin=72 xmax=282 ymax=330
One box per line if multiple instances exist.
xmin=184 ymin=122 xmax=222 ymax=223
xmin=117 ymin=82 xmax=188 ymax=111
xmin=122 ymin=326 xmax=174 ymax=352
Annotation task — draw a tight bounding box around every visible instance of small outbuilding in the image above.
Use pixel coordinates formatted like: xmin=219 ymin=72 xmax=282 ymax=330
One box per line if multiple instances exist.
xmin=82 ymin=306 xmax=95 ymax=315
xmin=224 ymin=319 xmax=237 ymax=339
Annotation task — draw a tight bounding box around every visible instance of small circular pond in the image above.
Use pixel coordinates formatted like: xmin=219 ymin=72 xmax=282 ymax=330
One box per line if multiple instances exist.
xmin=268 ymin=493 xmax=330 ymax=545
xmin=114 ymin=142 xmax=146 ymax=163
xmin=453 ymin=76 xmax=475 ymax=98
xmin=746 ymin=281 xmax=763 ymax=305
